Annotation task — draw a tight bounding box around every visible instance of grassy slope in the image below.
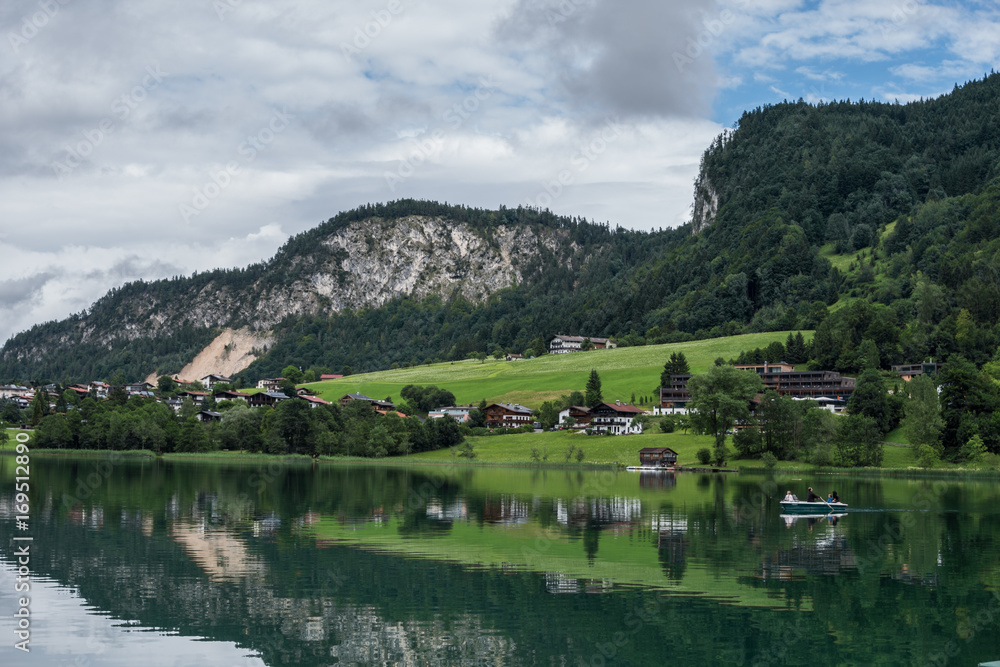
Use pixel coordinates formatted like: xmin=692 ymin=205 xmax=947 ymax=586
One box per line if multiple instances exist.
xmin=411 ymin=430 xmax=717 ymax=466
xmin=1 ymin=428 xmax=32 ymax=449
xmin=411 ymin=428 xmax=923 ymax=470
xmin=303 ymin=331 xmax=812 ymax=409
xmin=818 ymin=243 xmax=857 ymax=274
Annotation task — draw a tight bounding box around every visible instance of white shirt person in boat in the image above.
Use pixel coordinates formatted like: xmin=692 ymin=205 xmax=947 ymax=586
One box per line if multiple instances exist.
xmin=783 ymin=490 xmax=798 ymax=502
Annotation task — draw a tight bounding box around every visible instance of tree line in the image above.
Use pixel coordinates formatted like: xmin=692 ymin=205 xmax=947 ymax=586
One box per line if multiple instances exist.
xmin=25 ymin=394 xmax=465 ymax=458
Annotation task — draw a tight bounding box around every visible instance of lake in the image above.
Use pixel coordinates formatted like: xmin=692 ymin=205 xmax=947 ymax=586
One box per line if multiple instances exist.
xmin=1 ymin=456 xmax=999 ymax=666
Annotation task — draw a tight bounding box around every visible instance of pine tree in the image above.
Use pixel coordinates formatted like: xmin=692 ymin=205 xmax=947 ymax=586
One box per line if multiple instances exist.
xmin=660 ymin=352 xmax=690 ymax=387
xmin=585 ymin=370 xmax=603 ymax=408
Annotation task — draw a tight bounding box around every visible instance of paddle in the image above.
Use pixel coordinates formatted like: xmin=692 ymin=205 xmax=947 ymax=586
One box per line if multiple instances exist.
xmin=808 ymin=488 xmax=835 ymax=514
xmin=820 ymin=494 xmax=836 ymax=515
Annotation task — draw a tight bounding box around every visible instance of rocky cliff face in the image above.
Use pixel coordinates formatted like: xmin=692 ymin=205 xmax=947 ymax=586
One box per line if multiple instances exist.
xmin=3 ymin=215 xmax=583 ymax=370
xmin=314 ymin=216 xmax=572 ymax=310
xmin=691 ymin=172 xmax=718 ymax=235
xmin=168 ymin=215 xmax=578 ymax=332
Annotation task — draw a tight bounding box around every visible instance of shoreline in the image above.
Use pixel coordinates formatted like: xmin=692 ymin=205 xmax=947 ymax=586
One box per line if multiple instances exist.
xmin=6 ymin=447 xmax=1000 ymax=477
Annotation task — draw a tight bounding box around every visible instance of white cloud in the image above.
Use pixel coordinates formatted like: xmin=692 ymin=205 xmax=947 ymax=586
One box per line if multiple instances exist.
xmin=726 ymin=1 xmax=980 ymax=68
xmin=0 ymin=224 xmax=294 ymax=344
xmin=890 ymin=60 xmax=978 ymax=81
xmin=795 ymin=66 xmax=844 ymax=82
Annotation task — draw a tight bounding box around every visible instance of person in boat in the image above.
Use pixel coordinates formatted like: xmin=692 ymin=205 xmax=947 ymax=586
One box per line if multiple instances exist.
xmin=783 ymin=490 xmax=797 ymax=502
xmin=829 ymin=491 xmax=840 ymax=504
xmin=806 ymin=487 xmax=822 ymax=502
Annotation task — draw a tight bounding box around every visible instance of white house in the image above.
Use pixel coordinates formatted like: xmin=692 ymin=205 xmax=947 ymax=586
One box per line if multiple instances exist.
xmin=548 ymin=335 xmax=617 ymax=354
xmin=428 ymin=406 xmax=477 ymax=423
xmin=0 ymin=385 xmax=31 ymax=400
xmin=201 ymin=374 xmax=233 ymax=390
xmin=588 ymin=402 xmax=645 ymax=435
xmin=257 ymin=378 xmax=285 ymax=391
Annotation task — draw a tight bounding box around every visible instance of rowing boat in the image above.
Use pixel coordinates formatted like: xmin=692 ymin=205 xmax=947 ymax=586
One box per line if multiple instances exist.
xmin=779 ymin=500 xmax=849 ymax=514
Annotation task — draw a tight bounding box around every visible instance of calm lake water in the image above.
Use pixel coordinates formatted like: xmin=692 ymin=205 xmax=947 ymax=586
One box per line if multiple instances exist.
xmin=1 ymin=457 xmax=999 ymax=666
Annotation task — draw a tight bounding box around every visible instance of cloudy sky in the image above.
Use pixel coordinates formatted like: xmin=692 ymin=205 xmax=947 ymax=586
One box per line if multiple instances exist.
xmin=1 ymin=0 xmax=999 ymax=344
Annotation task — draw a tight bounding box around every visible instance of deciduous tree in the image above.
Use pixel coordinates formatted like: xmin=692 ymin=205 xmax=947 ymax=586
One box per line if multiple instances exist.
xmin=688 ymin=365 xmax=763 ymax=466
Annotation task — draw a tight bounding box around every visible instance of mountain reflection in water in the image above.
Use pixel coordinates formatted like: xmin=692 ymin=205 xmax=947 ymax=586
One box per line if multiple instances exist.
xmin=1 ymin=458 xmax=999 ymax=666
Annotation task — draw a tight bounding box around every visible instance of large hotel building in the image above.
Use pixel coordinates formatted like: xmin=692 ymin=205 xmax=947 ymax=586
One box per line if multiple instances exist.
xmin=659 ymin=362 xmax=856 ymax=411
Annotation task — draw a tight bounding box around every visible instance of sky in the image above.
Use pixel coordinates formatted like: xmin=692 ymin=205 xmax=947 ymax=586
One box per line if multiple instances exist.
xmin=1 ymin=0 xmax=999 ymax=345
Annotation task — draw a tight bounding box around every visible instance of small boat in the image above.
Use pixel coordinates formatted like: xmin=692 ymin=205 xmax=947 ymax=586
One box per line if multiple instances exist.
xmin=779 ymin=500 xmax=849 ymax=514
xmin=780 ymin=513 xmax=847 ymax=522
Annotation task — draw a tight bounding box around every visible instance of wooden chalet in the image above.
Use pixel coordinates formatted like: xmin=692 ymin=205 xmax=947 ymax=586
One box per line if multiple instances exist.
xmin=892 ymin=362 xmax=941 ymax=381
xmin=557 ymin=405 xmax=592 ymax=427
xmin=638 ymin=447 xmax=678 ymax=468
xmin=484 ymin=403 xmax=534 ymax=429
xmin=214 ymin=390 xmax=251 ymax=401
xmin=339 ymin=393 xmax=373 ymax=408
xmin=177 ymin=391 xmax=210 ymax=404
xmin=248 ymin=391 xmax=290 ymax=408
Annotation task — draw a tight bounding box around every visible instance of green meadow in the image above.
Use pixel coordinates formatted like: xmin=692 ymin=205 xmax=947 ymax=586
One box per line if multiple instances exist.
xmin=409 ymin=430 xmax=716 ymax=466
xmin=304 ymin=331 xmax=812 ymax=409
xmin=1 ymin=428 xmax=32 ymax=449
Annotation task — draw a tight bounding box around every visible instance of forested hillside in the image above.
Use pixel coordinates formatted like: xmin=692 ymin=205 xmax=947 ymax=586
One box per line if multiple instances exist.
xmin=4 ymin=73 xmax=1000 ymax=384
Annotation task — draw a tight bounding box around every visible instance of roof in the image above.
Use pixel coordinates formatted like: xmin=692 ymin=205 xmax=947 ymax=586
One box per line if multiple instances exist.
xmin=300 ymin=395 xmax=331 ymax=405
xmin=639 ymin=447 xmax=678 ymax=454
xmin=320 ymin=374 xmax=344 ymax=380
xmin=341 ymin=393 xmax=373 ymax=401
xmin=198 ymin=411 xmax=222 ymax=418
xmin=551 ymin=334 xmax=613 ymax=344
xmin=487 ymin=403 xmax=534 ymax=414
xmin=596 ymin=402 xmax=644 ymax=414
xmin=262 ymin=391 xmax=290 ymax=399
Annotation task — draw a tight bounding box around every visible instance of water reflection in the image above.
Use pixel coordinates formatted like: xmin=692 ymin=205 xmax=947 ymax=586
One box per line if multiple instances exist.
xmin=1 ymin=458 xmax=999 ymax=666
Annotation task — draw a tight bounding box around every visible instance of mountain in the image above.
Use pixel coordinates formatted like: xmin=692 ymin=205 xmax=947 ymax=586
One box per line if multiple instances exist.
xmin=0 ymin=202 xmax=683 ymax=382
xmin=5 ymin=73 xmax=1000 ymax=385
